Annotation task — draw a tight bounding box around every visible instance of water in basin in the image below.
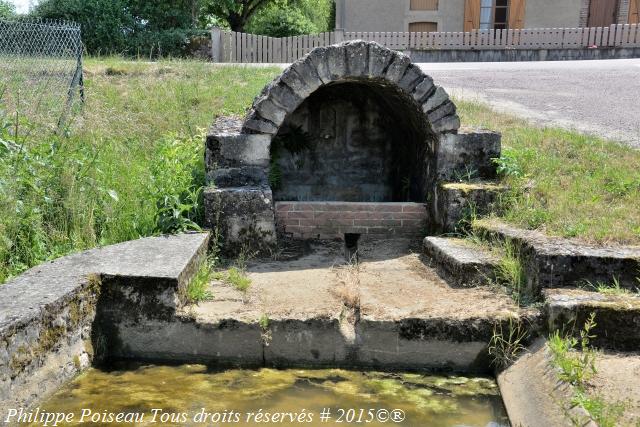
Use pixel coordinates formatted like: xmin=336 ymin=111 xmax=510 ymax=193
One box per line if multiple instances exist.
xmin=33 ymin=363 xmax=509 ymax=426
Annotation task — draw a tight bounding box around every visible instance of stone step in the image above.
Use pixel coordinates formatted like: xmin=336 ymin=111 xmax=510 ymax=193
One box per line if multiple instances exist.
xmin=0 ymin=232 xmax=211 ymax=412
xmin=474 ymin=219 xmax=640 ymax=294
xmin=434 ymin=181 xmax=507 ymax=234
xmin=423 ymin=236 xmax=501 ymax=287
xmin=544 ymin=288 xmax=640 ymax=351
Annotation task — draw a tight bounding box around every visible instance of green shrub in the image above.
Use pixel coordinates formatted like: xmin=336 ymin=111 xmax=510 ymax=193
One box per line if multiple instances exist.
xmin=247 ymin=5 xmax=317 ymax=37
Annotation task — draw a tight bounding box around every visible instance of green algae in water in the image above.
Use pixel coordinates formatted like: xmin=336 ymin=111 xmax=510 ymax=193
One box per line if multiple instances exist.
xmin=34 ymin=364 xmax=509 ymax=426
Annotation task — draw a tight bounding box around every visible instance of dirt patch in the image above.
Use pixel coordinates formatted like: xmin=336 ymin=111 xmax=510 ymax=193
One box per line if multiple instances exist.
xmin=586 ymin=352 xmax=640 ymax=425
xmin=188 ymin=237 xmax=523 ymax=325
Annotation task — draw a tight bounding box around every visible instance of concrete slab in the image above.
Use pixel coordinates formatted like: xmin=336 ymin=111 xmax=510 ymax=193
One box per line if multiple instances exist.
xmin=183 ymin=238 xmax=536 ymax=371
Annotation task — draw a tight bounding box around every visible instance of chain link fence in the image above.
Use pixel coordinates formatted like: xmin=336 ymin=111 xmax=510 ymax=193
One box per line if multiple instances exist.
xmin=0 ymin=18 xmax=83 ymax=131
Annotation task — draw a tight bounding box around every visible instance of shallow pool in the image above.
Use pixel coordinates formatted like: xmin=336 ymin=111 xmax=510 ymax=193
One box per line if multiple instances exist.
xmin=33 ymin=364 xmax=509 ymax=426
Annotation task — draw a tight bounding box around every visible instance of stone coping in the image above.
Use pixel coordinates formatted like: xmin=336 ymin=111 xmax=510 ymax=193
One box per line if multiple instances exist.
xmin=474 ymin=219 xmax=640 ymax=259
xmin=0 ymin=232 xmax=210 ymax=335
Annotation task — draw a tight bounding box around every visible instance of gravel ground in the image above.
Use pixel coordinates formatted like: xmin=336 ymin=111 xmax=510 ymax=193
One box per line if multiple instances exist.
xmin=418 ymin=59 xmax=640 ymax=148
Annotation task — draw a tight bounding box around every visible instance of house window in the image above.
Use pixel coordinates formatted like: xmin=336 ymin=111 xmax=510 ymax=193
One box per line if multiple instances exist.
xmin=480 ymin=0 xmax=509 ymax=30
xmin=409 ymin=22 xmax=438 ymax=32
xmin=410 ymin=0 xmax=439 ymax=11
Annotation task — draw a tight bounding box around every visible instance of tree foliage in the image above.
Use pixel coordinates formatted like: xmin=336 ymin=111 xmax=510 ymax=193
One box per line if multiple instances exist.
xmin=30 ymin=0 xmax=336 ymax=55
xmin=32 ymin=0 xmax=206 ymax=56
xmin=247 ymin=0 xmax=333 ymax=37
xmin=201 ymin=0 xmax=270 ymax=32
xmin=0 ymin=0 xmax=16 ymax=19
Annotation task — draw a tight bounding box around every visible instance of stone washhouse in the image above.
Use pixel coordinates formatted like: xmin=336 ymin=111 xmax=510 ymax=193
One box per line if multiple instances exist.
xmin=204 ymin=41 xmax=503 ymax=250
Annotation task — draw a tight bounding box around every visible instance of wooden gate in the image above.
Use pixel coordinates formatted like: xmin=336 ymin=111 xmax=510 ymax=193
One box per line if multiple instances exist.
xmin=588 ymin=0 xmax=619 ymax=27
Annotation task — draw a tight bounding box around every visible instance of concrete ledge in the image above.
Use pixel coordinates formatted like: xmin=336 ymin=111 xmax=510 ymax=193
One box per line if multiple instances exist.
xmin=423 ymin=237 xmax=499 ymax=287
xmin=0 ymin=232 xmax=210 ymax=414
xmin=544 ymin=288 xmax=640 ymax=351
xmin=409 ymin=47 xmax=640 ymax=63
xmin=498 ymin=338 xmax=592 ymax=427
xmin=474 ymin=219 xmax=640 ymax=293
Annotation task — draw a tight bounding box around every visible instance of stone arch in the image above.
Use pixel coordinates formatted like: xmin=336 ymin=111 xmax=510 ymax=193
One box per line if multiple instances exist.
xmin=242 ymin=41 xmax=460 ymax=138
xmin=204 ymin=41 xmax=501 ymax=251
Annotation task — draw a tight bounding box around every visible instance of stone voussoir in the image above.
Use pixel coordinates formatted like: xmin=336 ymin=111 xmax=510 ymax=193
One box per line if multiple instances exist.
xmin=344 ymin=40 xmax=370 ymax=77
xmin=423 ymin=236 xmax=500 ymax=287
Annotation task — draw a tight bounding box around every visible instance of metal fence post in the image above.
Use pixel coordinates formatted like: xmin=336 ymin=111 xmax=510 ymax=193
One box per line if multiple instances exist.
xmin=335 ymin=28 xmax=345 ymax=44
xmin=211 ymin=26 xmax=222 ymax=62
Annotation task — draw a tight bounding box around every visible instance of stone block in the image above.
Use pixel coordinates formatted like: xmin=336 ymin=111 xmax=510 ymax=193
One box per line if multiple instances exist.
xmin=423 ymin=237 xmax=499 ymax=287
xmin=545 ymin=288 xmax=640 ymax=351
xmin=287 ymin=59 xmax=323 ymax=98
xmin=261 ymin=80 xmax=303 ymax=112
xmin=253 ymin=97 xmax=287 ymax=126
xmin=397 ymin=64 xmax=424 ymax=93
xmin=325 ymin=45 xmax=348 ymax=81
xmin=344 ymin=40 xmax=369 ymax=77
xmin=205 ymin=133 xmax=271 ymax=171
xmin=384 ymin=54 xmax=411 ymax=84
xmin=434 ymin=182 xmax=507 ymax=234
xmin=242 ymin=116 xmax=278 ymax=135
xmin=432 ymin=114 xmax=461 ymax=133
xmin=427 ymin=101 xmax=457 ymax=124
xmin=204 ymin=186 xmax=276 ymax=254
xmin=207 ymin=167 xmax=268 ymax=188
xmin=422 ymin=86 xmax=450 ymax=113
xmin=308 ymin=47 xmax=331 ymax=83
xmin=367 ymin=43 xmax=396 ymax=78
xmin=412 ymin=77 xmax=435 ymax=103
xmin=437 ymin=130 xmax=501 ymax=181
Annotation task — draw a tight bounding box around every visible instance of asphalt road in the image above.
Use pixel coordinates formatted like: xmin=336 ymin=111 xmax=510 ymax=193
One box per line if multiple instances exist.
xmin=418 ymin=59 xmax=640 ymax=148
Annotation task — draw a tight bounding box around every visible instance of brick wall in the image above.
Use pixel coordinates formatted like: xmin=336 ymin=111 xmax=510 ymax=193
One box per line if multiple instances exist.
xmin=275 ymin=201 xmax=428 ymax=240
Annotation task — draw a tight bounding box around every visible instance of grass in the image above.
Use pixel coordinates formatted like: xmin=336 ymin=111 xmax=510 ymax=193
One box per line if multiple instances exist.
xmin=212 ymin=266 xmax=252 ymax=293
xmin=488 ymin=316 xmax=528 ymax=369
xmin=456 ymin=99 xmax=640 ymax=245
xmin=0 ymin=58 xmax=280 ymax=284
xmin=2 ymin=58 xmax=639 ymax=284
xmin=185 ymin=257 xmax=215 ymax=304
xmin=547 ymin=313 xmax=627 ymax=426
xmin=582 ymin=277 xmax=639 ymax=296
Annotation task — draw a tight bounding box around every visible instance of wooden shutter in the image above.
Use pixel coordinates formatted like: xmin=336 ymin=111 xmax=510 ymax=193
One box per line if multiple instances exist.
xmin=588 ymin=0 xmax=618 ymax=27
xmin=464 ymin=0 xmax=481 ymax=31
xmin=630 ymin=0 xmax=639 ymax=24
xmin=509 ymin=0 xmax=527 ymax=29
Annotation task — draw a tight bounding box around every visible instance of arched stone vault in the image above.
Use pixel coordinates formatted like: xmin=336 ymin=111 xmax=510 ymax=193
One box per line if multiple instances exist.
xmin=242 ymin=41 xmax=460 ymax=137
xmin=204 ymin=41 xmax=503 ymax=252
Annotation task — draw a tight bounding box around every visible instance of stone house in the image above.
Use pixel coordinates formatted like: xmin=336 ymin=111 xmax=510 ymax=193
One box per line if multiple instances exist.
xmin=334 ymin=0 xmax=639 ymax=33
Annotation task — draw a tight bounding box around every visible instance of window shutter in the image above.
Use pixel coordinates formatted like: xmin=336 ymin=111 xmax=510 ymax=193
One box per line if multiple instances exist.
xmin=630 ymin=0 xmax=639 ymax=24
xmin=464 ymin=0 xmax=481 ymax=31
xmin=509 ymin=0 xmax=527 ymax=29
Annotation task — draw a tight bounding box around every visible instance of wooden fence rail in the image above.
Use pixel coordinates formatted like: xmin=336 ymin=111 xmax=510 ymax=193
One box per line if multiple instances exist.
xmin=213 ymin=24 xmax=640 ymax=63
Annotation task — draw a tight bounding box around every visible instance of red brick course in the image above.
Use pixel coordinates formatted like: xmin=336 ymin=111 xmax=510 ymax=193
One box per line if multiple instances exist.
xmin=275 ymin=201 xmax=428 ymax=239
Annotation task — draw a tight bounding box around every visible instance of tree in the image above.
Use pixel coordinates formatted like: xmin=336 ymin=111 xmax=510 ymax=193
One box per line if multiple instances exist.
xmin=0 ymin=0 xmax=16 ymax=19
xmin=202 ymin=0 xmax=271 ymax=32
xmin=32 ymin=0 xmax=134 ymax=54
xmin=32 ymin=0 xmax=206 ymax=56
xmin=247 ymin=0 xmax=333 ymax=36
